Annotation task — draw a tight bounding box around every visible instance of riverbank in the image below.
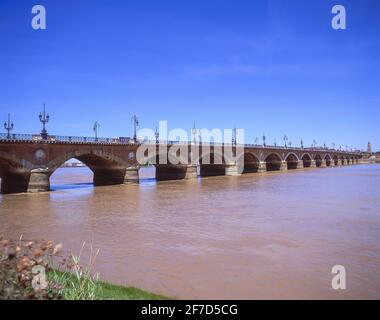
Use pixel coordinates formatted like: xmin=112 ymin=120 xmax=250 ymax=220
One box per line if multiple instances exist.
xmin=0 ymin=238 xmax=169 ymax=300
xmin=49 ymin=270 xmax=169 ymax=300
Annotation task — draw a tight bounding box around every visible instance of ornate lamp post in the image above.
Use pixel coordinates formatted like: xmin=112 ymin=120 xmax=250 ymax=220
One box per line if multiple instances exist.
xmin=131 ymin=115 xmax=139 ymax=142
xmin=4 ymin=113 xmax=14 ymax=139
xmin=93 ymin=121 xmax=100 ymax=141
xmin=283 ymin=135 xmax=288 ymax=148
xmin=232 ymin=127 xmax=237 ymax=146
xmin=300 ymin=139 xmax=304 ymax=149
xmin=274 ymin=140 xmax=277 ymax=147
xmin=155 ymin=127 xmax=159 ymax=144
xmin=313 ymin=140 xmax=317 ymax=149
xmin=262 ymin=133 xmax=266 ymax=147
xmin=192 ymin=121 xmax=197 ymax=144
xmin=254 ymin=137 xmax=258 ymax=146
xmin=289 ymin=140 xmax=292 ymax=148
xmin=332 ymin=142 xmax=335 ymax=150
xmin=39 ymin=104 xmax=50 ymax=140
xmin=232 ymin=127 xmax=237 ymax=157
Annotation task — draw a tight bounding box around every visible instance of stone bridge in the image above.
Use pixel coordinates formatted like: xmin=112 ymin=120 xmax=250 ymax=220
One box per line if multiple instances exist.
xmin=0 ymin=136 xmax=362 ymax=194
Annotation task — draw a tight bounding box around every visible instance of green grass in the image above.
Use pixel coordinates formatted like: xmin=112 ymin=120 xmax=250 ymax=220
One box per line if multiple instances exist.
xmin=49 ymin=270 xmax=170 ymax=300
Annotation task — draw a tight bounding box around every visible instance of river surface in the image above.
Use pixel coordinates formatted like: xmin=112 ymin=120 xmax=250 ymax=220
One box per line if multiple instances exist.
xmin=1 ymin=164 xmax=380 ymax=299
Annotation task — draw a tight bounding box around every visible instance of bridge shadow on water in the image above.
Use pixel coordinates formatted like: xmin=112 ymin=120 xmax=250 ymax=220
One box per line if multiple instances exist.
xmin=50 ymin=182 xmax=94 ymax=191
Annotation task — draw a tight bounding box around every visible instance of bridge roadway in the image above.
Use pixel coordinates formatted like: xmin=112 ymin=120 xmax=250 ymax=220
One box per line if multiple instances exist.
xmin=0 ymin=134 xmax=362 ymax=194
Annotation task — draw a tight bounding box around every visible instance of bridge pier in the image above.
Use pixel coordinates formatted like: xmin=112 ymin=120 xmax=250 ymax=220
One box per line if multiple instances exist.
xmin=185 ymin=165 xmax=198 ymax=179
xmin=296 ymin=160 xmax=304 ymax=169
xmin=320 ymin=159 xmax=327 ymax=168
xmin=124 ymin=166 xmax=139 ymax=184
xmin=280 ymin=161 xmax=288 ymax=171
xmin=27 ymin=168 xmax=50 ymax=193
xmin=156 ymin=164 xmax=196 ymax=181
xmin=310 ymin=160 xmax=317 ymax=168
xmin=329 ymin=160 xmax=335 ymax=167
xmin=225 ymin=163 xmax=241 ymax=176
xmin=258 ymin=161 xmax=267 ymax=173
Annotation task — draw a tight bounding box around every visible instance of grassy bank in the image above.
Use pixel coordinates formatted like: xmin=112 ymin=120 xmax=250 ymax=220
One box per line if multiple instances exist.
xmin=49 ymin=270 xmax=169 ymax=300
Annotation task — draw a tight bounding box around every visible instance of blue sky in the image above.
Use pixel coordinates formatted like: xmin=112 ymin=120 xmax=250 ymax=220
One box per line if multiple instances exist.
xmin=0 ymin=0 xmax=379 ymax=150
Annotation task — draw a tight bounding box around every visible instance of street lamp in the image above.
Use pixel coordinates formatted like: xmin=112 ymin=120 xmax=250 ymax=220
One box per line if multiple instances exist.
xmin=289 ymin=140 xmax=292 ymax=148
xmin=283 ymin=135 xmax=288 ymax=148
xmin=300 ymin=139 xmax=304 ymax=149
xmin=254 ymin=137 xmax=258 ymax=146
xmin=274 ymin=140 xmax=277 ymax=147
xmin=93 ymin=121 xmax=100 ymax=141
xmin=155 ymin=127 xmax=159 ymax=144
xmin=4 ymin=113 xmax=14 ymax=139
xmin=131 ymin=115 xmax=139 ymax=142
xmin=232 ymin=127 xmax=237 ymax=146
xmin=313 ymin=140 xmax=317 ymax=148
xmin=262 ymin=133 xmax=266 ymax=147
xmin=192 ymin=121 xmax=197 ymax=144
xmin=39 ymin=104 xmax=50 ymax=140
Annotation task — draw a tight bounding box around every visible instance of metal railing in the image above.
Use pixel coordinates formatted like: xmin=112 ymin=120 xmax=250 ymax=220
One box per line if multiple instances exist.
xmin=0 ymin=133 xmax=361 ymax=154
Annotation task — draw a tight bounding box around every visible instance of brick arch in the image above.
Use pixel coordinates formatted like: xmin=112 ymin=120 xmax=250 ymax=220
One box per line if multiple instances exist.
xmin=0 ymin=151 xmax=33 ymax=171
xmin=0 ymin=152 xmax=34 ymax=194
xmin=285 ymin=152 xmax=299 ymax=170
xmin=324 ymin=154 xmax=333 ymax=166
xmin=139 ymin=150 xmax=191 ymax=181
xmin=47 ymin=150 xmax=130 ymax=186
xmin=141 ymin=150 xmax=189 ymax=166
xmin=333 ymin=155 xmax=339 ymax=165
xmin=237 ymin=152 xmax=260 ymax=173
xmin=284 ymin=152 xmax=300 ymax=161
xmin=47 ymin=150 xmax=129 ymax=173
xmin=301 ymin=153 xmax=312 ymax=168
xmin=199 ymin=151 xmax=227 ymax=177
xmin=314 ymin=154 xmax=323 ymax=167
xmin=265 ymin=153 xmax=283 ymax=171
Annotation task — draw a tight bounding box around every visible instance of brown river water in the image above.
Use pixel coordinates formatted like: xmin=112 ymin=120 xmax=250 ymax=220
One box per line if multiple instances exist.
xmin=1 ymin=164 xmax=380 ymax=299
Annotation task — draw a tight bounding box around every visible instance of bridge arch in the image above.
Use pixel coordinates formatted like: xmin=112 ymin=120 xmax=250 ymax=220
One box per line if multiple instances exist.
xmin=324 ymin=154 xmax=332 ymax=167
xmin=0 ymin=152 xmax=33 ymax=194
xmin=199 ymin=152 xmax=227 ymax=177
xmin=265 ymin=153 xmax=282 ymax=171
xmin=285 ymin=152 xmax=299 ymax=170
xmin=47 ymin=150 xmax=130 ymax=186
xmin=301 ymin=153 xmax=312 ymax=168
xmin=238 ymin=152 xmax=260 ymax=173
xmin=314 ymin=154 xmax=323 ymax=167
